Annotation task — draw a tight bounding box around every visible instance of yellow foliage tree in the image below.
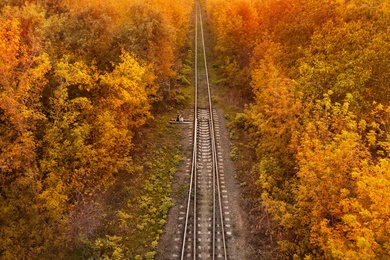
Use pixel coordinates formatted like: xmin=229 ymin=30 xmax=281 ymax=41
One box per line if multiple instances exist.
xmin=99 ymin=50 xmax=155 ymax=128
xmin=39 ymin=51 xmax=154 ymax=249
xmin=294 ymin=94 xmax=390 ymax=259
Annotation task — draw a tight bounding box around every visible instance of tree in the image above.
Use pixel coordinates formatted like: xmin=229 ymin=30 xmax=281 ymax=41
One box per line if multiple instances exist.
xmin=0 ymin=17 xmax=50 ymax=182
xmin=39 ymin=53 xmax=150 ymax=250
xmin=114 ymin=2 xmax=175 ymax=79
xmin=207 ymin=0 xmax=259 ymax=93
xmin=247 ymin=42 xmax=303 ymax=172
xmin=296 ymin=20 xmax=390 ymax=110
xmin=0 ymin=17 xmax=60 ymax=259
xmin=98 ymin=51 xmax=155 ymax=128
xmin=0 ymin=0 xmax=193 ymax=257
xmin=43 ymin=5 xmax=116 ymax=69
xmin=294 ymin=94 xmax=390 ymax=259
xmin=245 ymin=42 xmax=305 ymax=253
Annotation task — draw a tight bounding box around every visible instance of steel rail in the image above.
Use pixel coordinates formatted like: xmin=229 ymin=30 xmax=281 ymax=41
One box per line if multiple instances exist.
xmin=180 ymin=2 xmax=228 ymax=259
xmin=180 ymin=2 xmax=198 ymax=259
xmin=198 ymin=4 xmax=228 ymax=260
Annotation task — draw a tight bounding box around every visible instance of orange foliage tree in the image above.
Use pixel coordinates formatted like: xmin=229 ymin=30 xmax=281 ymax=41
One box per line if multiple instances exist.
xmin=0 ymin=18 xmax=50 ymax=176
xmin=0 ymin=18 xmax=57 ymax=259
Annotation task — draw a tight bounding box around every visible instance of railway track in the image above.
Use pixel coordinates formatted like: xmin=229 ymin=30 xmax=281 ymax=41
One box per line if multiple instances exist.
xmin=173 ymin=2 xmax=233 ymax=259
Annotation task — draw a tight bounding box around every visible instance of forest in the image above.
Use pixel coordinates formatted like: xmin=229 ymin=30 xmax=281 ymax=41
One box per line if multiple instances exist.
xmin=2 ymin=0 xmax=390 ymax=259
xmin=0 ymin=0 xmax=192 ymax=258
xmin=206 ymin=0 xmax=390 ymax=259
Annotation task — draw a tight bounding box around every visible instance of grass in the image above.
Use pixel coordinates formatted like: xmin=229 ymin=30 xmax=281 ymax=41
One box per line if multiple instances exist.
xmin=127 ymin=115 xmax=183 ymax=259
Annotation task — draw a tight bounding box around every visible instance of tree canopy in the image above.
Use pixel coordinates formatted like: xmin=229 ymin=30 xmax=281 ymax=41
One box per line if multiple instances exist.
xmin=0 ymin=0 xmax=192 ymax=258
xmin=206 ymin=0 xmax=390 ymax=258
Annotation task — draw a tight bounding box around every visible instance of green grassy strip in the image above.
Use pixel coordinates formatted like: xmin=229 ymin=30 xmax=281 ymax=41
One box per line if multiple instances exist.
xmin=69 ymin=114 xmax=183 ymax=259
xmin=129 ymin=116 xmax=183 ymax=259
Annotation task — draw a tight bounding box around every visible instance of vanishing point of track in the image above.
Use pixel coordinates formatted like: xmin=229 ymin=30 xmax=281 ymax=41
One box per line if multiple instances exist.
xmin=177 ymin=2 xmax=231 ymax=259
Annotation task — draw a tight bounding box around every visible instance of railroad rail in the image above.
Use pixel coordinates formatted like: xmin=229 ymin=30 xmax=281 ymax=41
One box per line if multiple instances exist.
xmin=177 ymin=2 xmax=230 ymax=259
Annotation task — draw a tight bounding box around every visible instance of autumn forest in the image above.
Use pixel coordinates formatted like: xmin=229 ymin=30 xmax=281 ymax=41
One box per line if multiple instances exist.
xmin=207 ymin=0 xmax=390 ymax=258
xmin=1 ymin=0 xmax=390 ymax=259
xmin=0 ymin=0 xmax=192 ymax=258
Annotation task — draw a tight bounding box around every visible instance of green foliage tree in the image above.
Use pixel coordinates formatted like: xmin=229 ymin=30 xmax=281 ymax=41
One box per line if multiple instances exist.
xmin=115 ymin=2 xmax=175 ymax=80
xmin=296 ymin=20 xmax=390 ymax=109
xmin=43 ymin=6 xmax=116 ymax=69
